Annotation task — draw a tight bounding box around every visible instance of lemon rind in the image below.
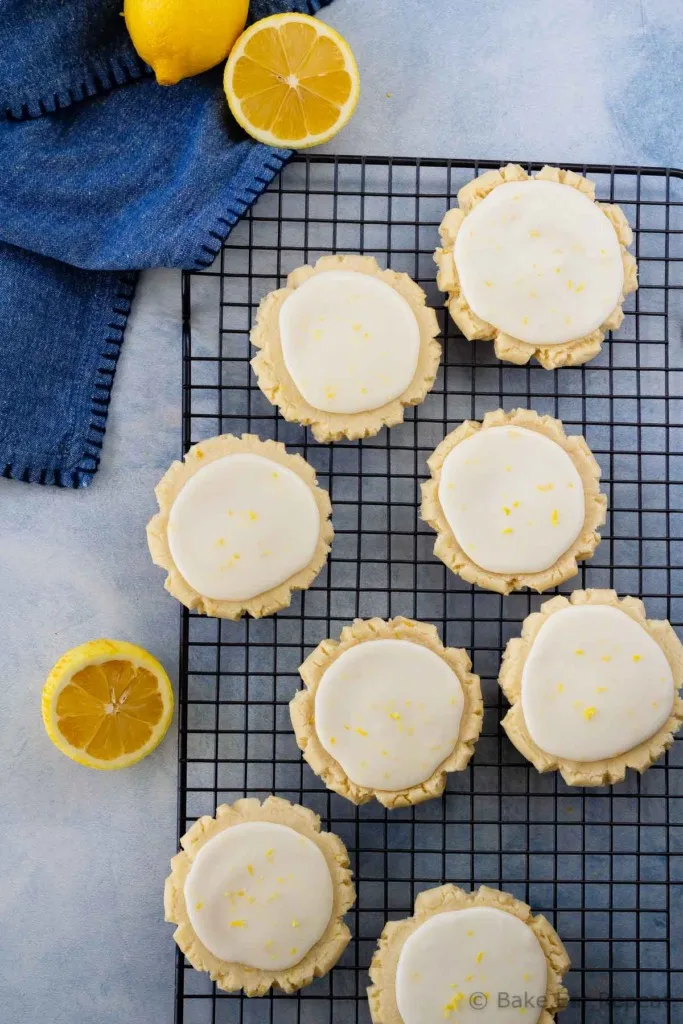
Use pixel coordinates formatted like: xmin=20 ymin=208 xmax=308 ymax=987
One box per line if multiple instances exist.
xmin=41 ymin=639 xmax=174 ymax=771
xmin=224 ymin=12 xmax=360 ymax=149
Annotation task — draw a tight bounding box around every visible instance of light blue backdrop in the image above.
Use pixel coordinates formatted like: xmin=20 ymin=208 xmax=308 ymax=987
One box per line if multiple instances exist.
xmin=1 ymin=1 xmax=682 ymax=1022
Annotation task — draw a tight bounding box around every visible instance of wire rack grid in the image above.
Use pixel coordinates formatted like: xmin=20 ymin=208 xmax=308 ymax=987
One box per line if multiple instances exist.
xmin=176 ymin=155 xmax=683 ymax=1024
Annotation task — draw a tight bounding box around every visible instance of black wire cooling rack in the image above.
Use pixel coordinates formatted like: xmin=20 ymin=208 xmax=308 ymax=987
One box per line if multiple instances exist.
xmin=176 ymin=155 xmax=683 ymax=1024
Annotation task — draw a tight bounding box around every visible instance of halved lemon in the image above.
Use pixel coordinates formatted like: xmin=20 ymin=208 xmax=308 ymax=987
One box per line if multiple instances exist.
xmin=42 ymin=639 xmax=174 ymax=770
xmin=224 ymin=12 xmax=360 ymax=149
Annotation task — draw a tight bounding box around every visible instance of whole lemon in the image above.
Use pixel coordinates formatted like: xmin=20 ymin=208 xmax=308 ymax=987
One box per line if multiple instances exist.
xmin=125 ymin=0 xmax=250 ymax=86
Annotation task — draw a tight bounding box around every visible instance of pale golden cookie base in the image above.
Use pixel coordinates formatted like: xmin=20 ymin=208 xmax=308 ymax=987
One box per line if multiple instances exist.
xmin=147 ymin=434 xmax=333 ymax=619
xmin=499 ymin=589 xmax=683 ymax=786
xmin=290 ymin=617 xmax=483 ymax=808
xmin=420 ymin=408 xmax=607 ymax=594
xmin=164 ymin=796 xmax=356 ymax=996
xmin=434 ymin=163 xmax=638 ymax=369
xmin=250 ymin=254 xmax=441 ymax=442
xmin=367 ymin=884 xmax=570 ymax=1024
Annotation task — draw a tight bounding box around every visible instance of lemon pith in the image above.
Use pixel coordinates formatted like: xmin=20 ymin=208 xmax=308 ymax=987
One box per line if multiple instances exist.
xmin=224 ymin=13 xmax=360 ymax=149
xmin=42 ymin=639 xmax=174 ymax=770
xmin=124 ymin=0 xmax=249 ymax=86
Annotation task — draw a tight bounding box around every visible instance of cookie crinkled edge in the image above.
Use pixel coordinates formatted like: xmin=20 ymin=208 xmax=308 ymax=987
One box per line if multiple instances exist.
xmin=164 ymin=795 xmax=356 ymax=995
xmin=251 ymin=254 xmax=441 ymax=442
xmin=146 ymin=433 xmax=333 ymax=619
xmin=290 ymin=616 xmax=483 ymax=807
xmin=434 ymin=163 xmax=638 ymax=369
xmin=499 ymin=588 xmax=683 ymax=786
xmin=367 ymin=883 xmax=570 ymax=1024
xmin=420 ymin=408 xmax=607 ymax=595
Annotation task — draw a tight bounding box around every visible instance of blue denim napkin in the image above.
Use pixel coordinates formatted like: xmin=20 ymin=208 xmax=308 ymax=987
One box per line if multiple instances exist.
xmin=0 ymin=0 xmax=333 ymax=486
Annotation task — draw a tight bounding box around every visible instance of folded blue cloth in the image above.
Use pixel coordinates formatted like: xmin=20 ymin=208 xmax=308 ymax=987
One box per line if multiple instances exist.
xmin=0 ymin=0 xmax=333 ymax=486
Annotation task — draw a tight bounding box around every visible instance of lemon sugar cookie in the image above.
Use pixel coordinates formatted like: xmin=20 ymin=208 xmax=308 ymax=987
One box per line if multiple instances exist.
xmin=421 ymin=409 xmax=606 ymax=594
xmin=368 ymin=884 xmax=570 ymax=1024
xmin=164 ymin=796 xmax=355 ymax=995
xmin=434 ymin=164 xmax=638 ymax=368
xmin=251 ymin=255 xmax=441 ymax=442
xmin=290 ymin=617 xmax=483 ymax=807
xmin=147 ymin=434 xmax=333 ymax=619
xmin=500 ymin=590 xmax=683 ymax=786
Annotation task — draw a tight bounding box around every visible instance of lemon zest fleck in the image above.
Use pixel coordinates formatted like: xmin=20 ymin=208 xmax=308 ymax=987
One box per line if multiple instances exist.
xmin=584 ymin=706 xmax=597 ymax=721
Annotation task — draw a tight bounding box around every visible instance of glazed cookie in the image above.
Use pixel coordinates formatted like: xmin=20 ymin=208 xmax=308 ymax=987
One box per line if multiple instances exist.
xmin=434 ymin=163 xmax=638 ymax=369
xmin=368 ymin=884 xmax=570 ymax=1024
xmin=147 ymin=434 xmax=333 ymax=619
xmin=250 ymin=254 xmax=441 ymax=442
xmin=500 ymin=589 xmax=683 ymax=786
xmin=290 ymin=617 xmax=483 ymax=808
xmin=164 ymin=796 xmax=355 ymax=995
xmin=421 ymin=409 xmax=606 ymax=595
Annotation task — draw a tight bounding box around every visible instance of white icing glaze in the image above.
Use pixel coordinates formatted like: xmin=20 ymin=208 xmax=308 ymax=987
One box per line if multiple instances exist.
xmin=521 ymin=604 xmax=675 ymax=762
xmin=395 ymin=906 xmax=548 ymax=1024
xmin=314 ymin=639 xmax=464 ymax=791
xmin=184 ymin=821 xmax=333 ymax=970
xmin=168 ymin=453 xmax=320 ymax=601
xmin=438 ymin=426 xmax=585 ymax=575
xmin=279 ymin=270 xmax=420 ymax=414
xmin=453 ymin=179 xmax=624 ymax=346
